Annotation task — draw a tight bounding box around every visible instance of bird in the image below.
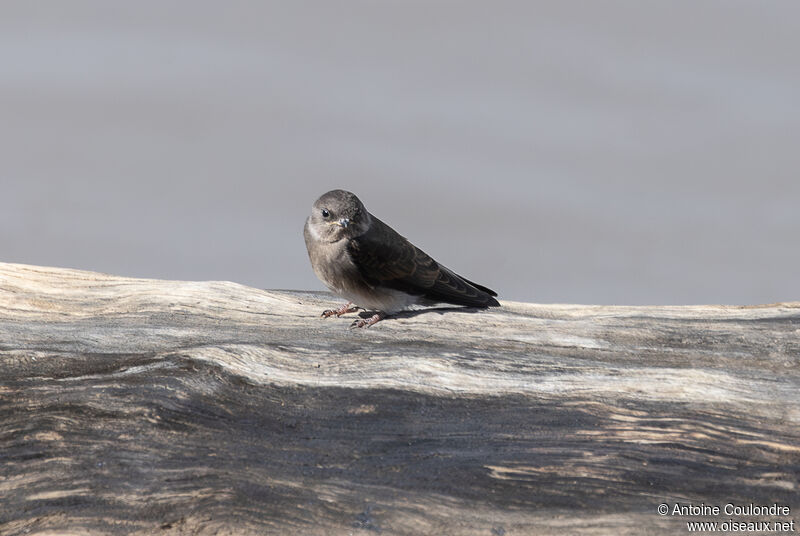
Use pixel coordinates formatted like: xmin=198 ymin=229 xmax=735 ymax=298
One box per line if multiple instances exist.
xmin=303 ymin=189 xmax=500 ymax=328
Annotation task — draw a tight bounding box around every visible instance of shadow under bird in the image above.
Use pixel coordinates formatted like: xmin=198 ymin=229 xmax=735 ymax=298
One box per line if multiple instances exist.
xmin=303 ymin=189 xmax=500 ymax=328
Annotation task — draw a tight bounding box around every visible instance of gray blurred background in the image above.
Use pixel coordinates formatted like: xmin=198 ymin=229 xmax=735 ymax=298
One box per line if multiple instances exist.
xmin=2 ymin=1 xmax=798 ymax=305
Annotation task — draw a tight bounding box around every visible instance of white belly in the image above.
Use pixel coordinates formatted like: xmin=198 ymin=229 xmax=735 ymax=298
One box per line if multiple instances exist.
xmin=340 ymin=285 xmax=417 ymax=313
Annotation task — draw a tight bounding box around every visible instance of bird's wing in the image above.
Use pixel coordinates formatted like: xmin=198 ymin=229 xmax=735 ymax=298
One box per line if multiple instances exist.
xmin=347 ymin=216 xmax=499 ymax=307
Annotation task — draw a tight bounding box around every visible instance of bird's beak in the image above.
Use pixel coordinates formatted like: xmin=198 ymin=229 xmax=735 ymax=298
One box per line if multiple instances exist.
xmin=337 ymin=218 xmax=350 ymax=228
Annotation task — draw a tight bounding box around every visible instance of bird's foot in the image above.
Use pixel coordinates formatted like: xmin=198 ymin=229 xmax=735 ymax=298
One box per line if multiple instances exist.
xmin=321 ymin=302 xmax=360 ymax=318
xmin=350 ymin=312 xmax=386 ymax=329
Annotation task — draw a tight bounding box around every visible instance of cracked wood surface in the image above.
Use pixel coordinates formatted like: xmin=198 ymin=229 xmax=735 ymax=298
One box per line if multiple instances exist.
xmin=1 ymin=262 xmax=798 ymax=535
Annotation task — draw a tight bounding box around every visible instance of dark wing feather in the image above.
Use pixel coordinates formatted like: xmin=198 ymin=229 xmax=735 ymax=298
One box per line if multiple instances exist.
xmin=348 ymin=216 xmax=500 ymax=308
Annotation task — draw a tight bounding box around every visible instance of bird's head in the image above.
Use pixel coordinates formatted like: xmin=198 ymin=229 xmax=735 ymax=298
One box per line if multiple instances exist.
xmin=306 ymin=189 xmax=371 ymax=242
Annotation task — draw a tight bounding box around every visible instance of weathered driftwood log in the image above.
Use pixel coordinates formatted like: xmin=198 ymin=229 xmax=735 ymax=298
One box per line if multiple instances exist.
xmin=1 ymin=262 xmax=798 ymax=535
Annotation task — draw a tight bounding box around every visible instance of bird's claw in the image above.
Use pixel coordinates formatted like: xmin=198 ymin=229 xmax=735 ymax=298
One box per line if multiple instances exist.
xmin=321 ymin=303 xmax=359 ymax=318
xmin=349 ymin=312 xmax=386 ymax=329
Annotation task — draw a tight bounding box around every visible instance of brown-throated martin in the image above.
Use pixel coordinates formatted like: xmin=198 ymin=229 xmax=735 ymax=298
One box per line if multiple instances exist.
xmin=303 ymin=189 xmax=500 ymax=328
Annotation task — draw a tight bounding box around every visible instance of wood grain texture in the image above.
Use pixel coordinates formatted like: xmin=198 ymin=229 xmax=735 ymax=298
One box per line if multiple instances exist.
xmin=1 ymin=262 xmax=798 ymax=535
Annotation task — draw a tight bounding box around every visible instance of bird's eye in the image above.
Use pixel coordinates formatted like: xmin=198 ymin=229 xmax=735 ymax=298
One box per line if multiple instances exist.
xmin=321 ymin=209 xmax=330 ymax=218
